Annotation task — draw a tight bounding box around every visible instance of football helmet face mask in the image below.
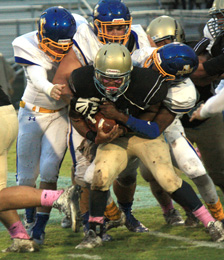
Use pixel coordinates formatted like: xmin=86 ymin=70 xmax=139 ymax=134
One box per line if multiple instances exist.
xmin=144 ymin=42 xmax=198 ymax=81
xmin=208 ymin=0 xmax=224 ymax=38
xmin=93 ymin=0 xmax=132 ymax=45
xmin=94 ymin=43 xmax=133 ymax=102
xmin=146 ymin=15 xmax=185 ymax=44
xmin=37 ymin=6 xmax=76 ymax=62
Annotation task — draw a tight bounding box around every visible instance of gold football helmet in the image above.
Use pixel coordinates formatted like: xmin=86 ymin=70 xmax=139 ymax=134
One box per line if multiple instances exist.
xmin=146 ymin=15 xmax=185 ymax=43
xmin=94 ymin=43 xmax=133 ymax=102
xmin=208 ymin=0 xmax=224 ymax=38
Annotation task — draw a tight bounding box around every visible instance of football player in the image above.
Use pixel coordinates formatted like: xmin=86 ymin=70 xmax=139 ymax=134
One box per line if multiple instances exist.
xmin=181 ymin=0 xmax=224 ymax=209
xmin=12 ymin=6 xmax=87 ymax=245
xmin=68 ymin=43 xmax=224 ymax=249
xmin=52 ymin=0 xmax=151 ymax=235
xmin=144 ymin=15 xmax=224 ymax=227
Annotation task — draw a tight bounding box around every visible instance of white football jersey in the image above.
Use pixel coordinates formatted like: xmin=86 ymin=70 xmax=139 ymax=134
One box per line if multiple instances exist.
xmin=163 ymin=78 xmax=197 ymax=115
xmin=131 ymin=46 xmax=156 ymax=67
xmin=72 ymin=13 xmax=88 ymax=27
xmin=130 ymin=47 xmax=197 ymax=115
xmin=72 ymin=23 xmax=151 ymax=66
xmin=12 ymin=14 xmax=87 ymax=110
xmin=12 ymin=31 xmax=65 ymax=109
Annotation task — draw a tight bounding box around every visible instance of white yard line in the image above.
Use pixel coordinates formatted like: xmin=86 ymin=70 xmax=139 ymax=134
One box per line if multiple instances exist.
xmin=67 ymin=254 xmax=102 ymax=259
xmin=148 ymin=230 xmax=224 ymax=249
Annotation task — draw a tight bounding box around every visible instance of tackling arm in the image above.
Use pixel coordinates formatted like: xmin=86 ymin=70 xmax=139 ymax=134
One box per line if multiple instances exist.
xmin=190 ymin=52 xmax=221 ymax=86
xmin=125 ymin=104 xmax=175 ymax=139
xmin=99 ymin=102 xmax=175 ymax=139
xmin=52 ymin=48 xmax=83 ymax=103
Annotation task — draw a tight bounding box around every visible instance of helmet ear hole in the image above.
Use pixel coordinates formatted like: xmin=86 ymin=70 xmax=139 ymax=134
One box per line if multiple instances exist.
xmin=37 ymin=6 xmax=76 ymax=62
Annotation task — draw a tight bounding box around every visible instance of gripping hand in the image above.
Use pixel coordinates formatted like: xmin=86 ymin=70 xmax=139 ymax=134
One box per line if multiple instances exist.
xmin=72 ymin=97 xmax=100 ymax=123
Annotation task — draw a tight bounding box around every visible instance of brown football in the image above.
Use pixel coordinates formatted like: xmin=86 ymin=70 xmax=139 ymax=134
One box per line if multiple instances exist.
xmin=87 ymin=111 xmax=116 ymax=133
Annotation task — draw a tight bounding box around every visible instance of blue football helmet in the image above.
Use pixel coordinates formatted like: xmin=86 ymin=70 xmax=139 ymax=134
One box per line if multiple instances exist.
xmin=37 ymin=6 xmax=76 ymax=62
xmin=144 ymin=42 xmax=198 ymax=80
xmin=93 ymin=0 xmax=132 ymax=45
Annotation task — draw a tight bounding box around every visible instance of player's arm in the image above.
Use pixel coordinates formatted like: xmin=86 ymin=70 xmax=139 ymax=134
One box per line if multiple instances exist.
xmin=99 ymin=101 xmax=174 ymax=139
xmin=69 ymin=101 xmax=123 ymax=145
xmin=24 ymin=65 xmax=66 ymax=100
xmin=124 ymin=104 xmax=175 ymax=138
xmin=190 ymin=53 xmax=220 ymax=86
xmin=190 ymin=35 xmax=224 ymax=84
xmin=52 ymin=48 xmax=83 ymax=103
xmin=140 ymin=105 xmax=176 ymax=133
xmin=190 ymin=87 xmax=224 ymax=121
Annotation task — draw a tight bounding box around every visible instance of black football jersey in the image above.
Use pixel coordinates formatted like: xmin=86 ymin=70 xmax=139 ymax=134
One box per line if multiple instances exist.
xmin=69 ymin=65 xmax=169 ymax=117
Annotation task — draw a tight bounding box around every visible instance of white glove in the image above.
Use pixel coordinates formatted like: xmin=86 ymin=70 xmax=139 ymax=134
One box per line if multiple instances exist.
xmin=75 ymin=97 xmax=100 ymax=123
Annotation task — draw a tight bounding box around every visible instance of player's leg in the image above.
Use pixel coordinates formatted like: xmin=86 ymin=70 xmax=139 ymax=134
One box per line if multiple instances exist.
xmin=70 ymin=126 xmax=120 ymax=240
xmin=165 ymin=118 xmax=224 ymax=224
xmin=184 ymin=114 xmax=224 ymax=222
xmin=16 ymin=107 xmax=43 ymax=236
xmin=76 ymin=140 xmax=129 ymax=249
xmin=113 ymin=158 xmax=149 ymax=232
xmin=0 ymin=105 xmax=38 ymax=252
xmin=32 ymin=109 xmax=68 ymax=245
xmin=135 ymin=134 xmax=224 ymax=242
xmin=139 ymin=163 xmax=185 ymax=226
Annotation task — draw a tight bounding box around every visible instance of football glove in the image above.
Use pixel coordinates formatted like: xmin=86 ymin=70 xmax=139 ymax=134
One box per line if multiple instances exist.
xmin=72 ymin=97 xmax=100 ymax=123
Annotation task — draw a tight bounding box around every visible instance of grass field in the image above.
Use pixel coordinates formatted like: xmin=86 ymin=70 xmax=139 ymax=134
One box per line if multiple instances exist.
xmin=1 ymin=141 xmax=224 ymax=259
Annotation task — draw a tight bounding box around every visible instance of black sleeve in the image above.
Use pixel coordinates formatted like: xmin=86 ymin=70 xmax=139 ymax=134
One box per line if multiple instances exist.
xmin=68 ymin=65 xmax=95 ymax=96
xmin=211 ymin=32 xmax=224 ymax=57
xmin=203 ymin=53 xmax=224 ymax=76
xmin=190 ymin=37 xmax=210 ymax=56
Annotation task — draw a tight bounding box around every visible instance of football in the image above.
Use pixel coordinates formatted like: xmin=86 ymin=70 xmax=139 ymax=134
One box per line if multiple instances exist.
xmin=87 ymin=111 xmax=116 ymax=133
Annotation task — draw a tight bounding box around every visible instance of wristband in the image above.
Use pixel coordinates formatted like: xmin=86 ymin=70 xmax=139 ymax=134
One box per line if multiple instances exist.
xmin=125 ymin=115 xmax=160 ymax=139
xmin=86 ymin=130 xmax=97 ymax=143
